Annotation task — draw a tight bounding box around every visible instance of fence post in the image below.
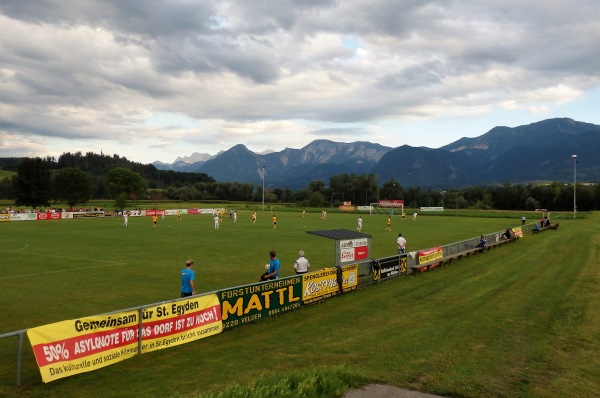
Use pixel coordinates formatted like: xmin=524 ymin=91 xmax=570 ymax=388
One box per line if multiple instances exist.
xmin=17 ymin=332 xmax=23 ymax=387
xmin=138 ymin=307 xmax=143 ymax=356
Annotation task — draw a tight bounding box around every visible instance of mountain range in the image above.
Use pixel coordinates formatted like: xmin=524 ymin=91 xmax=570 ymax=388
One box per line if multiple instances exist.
xmin=153 ymin=118 xmax=600 ymax=189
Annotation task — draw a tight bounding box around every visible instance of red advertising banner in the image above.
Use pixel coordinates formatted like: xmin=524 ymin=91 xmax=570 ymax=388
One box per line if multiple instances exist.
xmin=145 ymin=210 xmax=165 ymax=216
xmin=141 ymin=295 xmax=222 ymax=353
xmin=27 ymin=294 xmax=222 ymax=383
xmin=187 ymin=208 xmax=215 ymax=215
xmin=378 ymin=200 xmax=404 ymax=208
xmin=36 ymin=212 xmax=62 ymax=221
xmin=418 ymin=246 xmax=443 ymax=265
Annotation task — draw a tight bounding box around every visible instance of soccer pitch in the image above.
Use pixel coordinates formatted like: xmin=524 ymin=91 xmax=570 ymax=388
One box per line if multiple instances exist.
xmin=6 ymin=209 xmax=594 ymax=397
xmin=1 ymin=209 xmax=514 ymax=332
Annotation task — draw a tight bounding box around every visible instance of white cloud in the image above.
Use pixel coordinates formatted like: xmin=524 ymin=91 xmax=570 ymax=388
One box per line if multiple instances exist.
xmin=1 ymin=0 xmax=599 ymax=164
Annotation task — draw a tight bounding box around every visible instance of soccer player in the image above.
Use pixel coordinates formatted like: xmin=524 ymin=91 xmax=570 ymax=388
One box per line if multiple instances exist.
xmin=272 ymin=215 xmax=277 ymax=229
xmin=152 ymin=215 xmax=158 ymax=228
xmin=123 ymin=211 xmax=128 ymax=227
xmin=386 ymin=216 xmax=391 ymax=231
xmin=177 ymin=210 xmax=182 ymax=221
xmin=357 ymin=216 xmax=363 ymax=232
xmin=251 ymin=212 xmax=257 ymax=224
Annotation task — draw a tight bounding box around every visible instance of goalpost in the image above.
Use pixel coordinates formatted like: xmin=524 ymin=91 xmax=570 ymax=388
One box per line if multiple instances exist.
xmin=369 ymin=202 xmax=404 ymax=216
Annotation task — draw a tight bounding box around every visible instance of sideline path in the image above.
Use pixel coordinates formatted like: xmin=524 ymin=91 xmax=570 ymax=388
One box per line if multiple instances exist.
xmin=343 ymin=384 xmax=445 ymax=398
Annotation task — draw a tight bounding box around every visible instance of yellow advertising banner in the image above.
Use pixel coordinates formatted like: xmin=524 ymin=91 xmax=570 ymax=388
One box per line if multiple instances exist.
xmin=141 ymin=294 xmax=222 ymax=353
xmin=513 ymin=227 xmax=523 ymax=238
xmin=302 ymin=265 xmax=358 ymax=304
xmin=418 ymin=246 xmax=443 ymax=265
xmin=0 ymin=213 xmax=10 ymax=222
xmin=27 ymin=310 xmax=140 ymax=383
xmin=27 ymin=294 xmax=222 ymax=383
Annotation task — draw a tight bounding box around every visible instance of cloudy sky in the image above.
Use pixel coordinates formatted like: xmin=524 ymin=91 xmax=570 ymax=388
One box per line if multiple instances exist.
xmin=1 ymin=0 xmax=599 ymax=164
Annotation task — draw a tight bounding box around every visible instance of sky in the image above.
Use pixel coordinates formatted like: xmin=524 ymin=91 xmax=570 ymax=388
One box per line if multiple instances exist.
xmin=1 ymin=1 xmax=599 ymax=165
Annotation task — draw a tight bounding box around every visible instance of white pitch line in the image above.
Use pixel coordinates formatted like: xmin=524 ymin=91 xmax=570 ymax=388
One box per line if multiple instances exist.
xmin=3 ymin=246 xmax=128 ymax=279
xmin=7 ymin=250 xmax=127 ymax=265
xmin=0 ymin=262 xmax=128 ymax=279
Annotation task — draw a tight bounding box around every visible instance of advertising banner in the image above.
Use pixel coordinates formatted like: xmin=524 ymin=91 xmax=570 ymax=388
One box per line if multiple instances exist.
xmin=418 ymin=246 xmax=443 ymax=265
xmin=36 ymin=212 xmax=62 ymax=221
xmin=378 ymin=200 xmax=404 ymax=208
xmin=219 ymin=276 xmax=302 ymax=329
xmin=0 ymin=213 xmax=10 ymax=222
xmin=378 ymin=256 xmax=401 ymax=279
xmin=302 ymin=265 xmax=358 ymax=305
xmin=140 ymin=294 xmax=222 ymax=353
xmin=399 ymin=253 xmax=408 ymax=274
xmin=339 ymin=238 xmax=369 ymax=264
xmin=513 ymin=227 xmax=523 ymax=238
xmin=8 ymin=213 xmax=38 ymax=221
xmin=27 ymin=310 xmax=140 ymax=383
xmin=27 ymin=295 xmax=222 ymax=383
xmin=338 ymin=205 xmax=355 ymax=211
xmin=186 ymin=208 xmax=214 ymax=215
xmin=145 ymin=210 xmax=165 ymax=217
xmin=73 ymin=211 xmax=104 ymax=218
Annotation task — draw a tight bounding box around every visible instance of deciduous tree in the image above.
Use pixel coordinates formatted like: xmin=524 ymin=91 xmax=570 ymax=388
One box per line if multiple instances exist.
xmin=13 ymin=158 xmax=51 ymax=208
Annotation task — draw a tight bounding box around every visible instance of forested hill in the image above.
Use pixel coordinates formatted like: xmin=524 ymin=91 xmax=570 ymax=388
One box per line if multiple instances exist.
xmin=0 ymin=152 xmax=215 ymax=189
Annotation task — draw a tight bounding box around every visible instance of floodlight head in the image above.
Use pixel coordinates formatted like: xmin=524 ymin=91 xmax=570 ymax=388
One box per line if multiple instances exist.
xmin=572 ymin=155 xmax=577 ymax=159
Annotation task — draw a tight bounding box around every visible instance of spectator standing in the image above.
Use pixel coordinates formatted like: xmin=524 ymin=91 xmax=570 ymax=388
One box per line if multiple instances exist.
xmin=397 ymin=233 xmax=407 ymax=254
xmin=180 ymin=259 xmax=196 ymax=297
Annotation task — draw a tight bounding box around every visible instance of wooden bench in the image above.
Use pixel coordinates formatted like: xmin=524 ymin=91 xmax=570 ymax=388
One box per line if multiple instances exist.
xmin=532 ymin=223 xmax=559 ymax=234
xmin=483 ymin=238 xmax=515 ymax=250
xmin=410 ymin=263 xmax=436 ymax=273
xmin=441 ymin=247 xmax=483 ymax=264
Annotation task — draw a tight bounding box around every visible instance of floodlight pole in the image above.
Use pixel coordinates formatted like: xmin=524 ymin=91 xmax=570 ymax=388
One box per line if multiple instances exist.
xmin=572 ymin=155 xmax=577 ymax=219
xmin=261 ymin=165 xmax=265 ymax=211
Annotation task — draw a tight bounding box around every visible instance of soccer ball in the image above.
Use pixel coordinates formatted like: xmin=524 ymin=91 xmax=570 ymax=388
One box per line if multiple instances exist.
xmin=265 ymin=264 xmax=270 ymax=270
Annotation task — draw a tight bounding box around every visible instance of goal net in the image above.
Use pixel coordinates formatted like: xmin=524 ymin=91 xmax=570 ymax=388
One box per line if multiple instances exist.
xmin=369 ymin=202 xmax=404 ymax=216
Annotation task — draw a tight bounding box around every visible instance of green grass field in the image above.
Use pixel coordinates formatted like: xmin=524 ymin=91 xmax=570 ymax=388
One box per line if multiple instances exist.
xmin=1 ymin=209 xmax=598 ymax=397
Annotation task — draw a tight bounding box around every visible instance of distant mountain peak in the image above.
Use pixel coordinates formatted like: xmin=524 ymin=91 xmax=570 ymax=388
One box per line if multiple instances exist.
xmin=174 ymin=152 xmax=212 ymax=164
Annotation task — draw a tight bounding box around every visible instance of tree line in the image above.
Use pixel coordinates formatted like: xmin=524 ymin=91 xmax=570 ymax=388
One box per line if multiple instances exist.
xmin=1 ymin=153 xmax=598 ymax=212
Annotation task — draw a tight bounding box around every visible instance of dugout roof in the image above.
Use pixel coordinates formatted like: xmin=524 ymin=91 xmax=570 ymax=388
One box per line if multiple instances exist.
xmin=306 ymin=229 xmax=372 ymax=240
